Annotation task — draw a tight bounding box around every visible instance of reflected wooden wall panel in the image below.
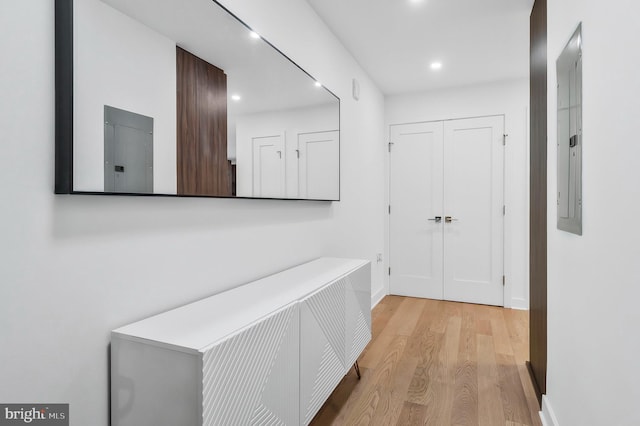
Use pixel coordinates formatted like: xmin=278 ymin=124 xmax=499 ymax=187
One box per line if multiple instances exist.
xmin=177 ymin=46 xmax=231 ymax=196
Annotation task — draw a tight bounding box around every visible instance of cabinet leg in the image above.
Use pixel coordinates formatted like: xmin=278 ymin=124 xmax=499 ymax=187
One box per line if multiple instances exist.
xmin=354 ymin=361 xmax=361 ymax=380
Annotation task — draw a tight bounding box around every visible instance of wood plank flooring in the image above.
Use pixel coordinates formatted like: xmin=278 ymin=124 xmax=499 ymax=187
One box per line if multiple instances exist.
xmin=311 ymin=296 xmax=541 ymax=426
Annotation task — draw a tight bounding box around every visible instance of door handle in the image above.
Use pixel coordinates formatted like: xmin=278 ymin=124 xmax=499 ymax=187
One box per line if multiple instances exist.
xmin=445 ymin=216 xmax=458 ymax=223
xmin=428 ymin=216 xmax=442 ymax=223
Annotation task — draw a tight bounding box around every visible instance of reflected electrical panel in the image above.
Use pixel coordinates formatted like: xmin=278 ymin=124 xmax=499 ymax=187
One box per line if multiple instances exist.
xmin=104 ymin=106 xmax=154 ymax=194
xmin=557 ymin=23 xmax=582 ymax=235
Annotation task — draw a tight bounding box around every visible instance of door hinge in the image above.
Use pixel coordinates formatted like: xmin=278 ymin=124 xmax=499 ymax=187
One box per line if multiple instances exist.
xmin=503 ymin=134 xmax=508 ymax=146
xmin=388 ymin=267 xmax=391 ymax=276
xmin=502 ymin=275 xmax=506 ymax=286
xmin=503 ymin=205 xmax=506 ymax=216
xmin=388 ymin=142 xmax=394 ymax=152
xmin=388 ymin=205 xmax=391 ymax=214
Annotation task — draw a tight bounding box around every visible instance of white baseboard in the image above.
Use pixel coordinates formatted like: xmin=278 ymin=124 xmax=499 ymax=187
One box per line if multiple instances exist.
xmin=510 ymin=297 xmax=529 ymax=310
xmin=371 ymin=287 xmax=386 ymax=309
xmin=540 ymin=395 xmax=560 ymax=426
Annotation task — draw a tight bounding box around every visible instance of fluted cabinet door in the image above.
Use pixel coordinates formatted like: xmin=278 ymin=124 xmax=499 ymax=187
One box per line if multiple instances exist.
xmin=299 ymin=280 xmax=346 ymax=425
xmin=345 ymin=264 xmax=372 ymax=369
xmin=201 ymin=303 xmax=299 ymax=426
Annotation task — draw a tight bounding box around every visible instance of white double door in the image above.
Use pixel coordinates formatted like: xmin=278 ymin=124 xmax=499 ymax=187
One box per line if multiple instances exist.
xmin=389 ymin=116 xmax=504 ymax=306
xmin=252 ymin=130 xmax=339 ymax=199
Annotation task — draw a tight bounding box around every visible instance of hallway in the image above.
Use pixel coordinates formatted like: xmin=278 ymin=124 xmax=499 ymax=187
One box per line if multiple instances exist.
xmin=311 ymin=296 xmax=541 ymax=425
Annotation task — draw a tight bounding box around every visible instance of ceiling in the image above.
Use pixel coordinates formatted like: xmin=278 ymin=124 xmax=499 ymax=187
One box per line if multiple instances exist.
xmin=306 ymin=0 xmax=534 ymax=95
xmin=102 ymin=0 xmax=337 ymax=115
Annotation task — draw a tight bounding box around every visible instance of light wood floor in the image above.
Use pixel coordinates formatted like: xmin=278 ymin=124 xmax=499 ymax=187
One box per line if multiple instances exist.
xmin=311 ymin=296 xmax=542 ymax=426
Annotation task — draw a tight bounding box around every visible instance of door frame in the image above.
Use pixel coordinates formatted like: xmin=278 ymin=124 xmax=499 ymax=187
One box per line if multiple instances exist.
xmin=387 ymin=114 xmax=506 ymax=307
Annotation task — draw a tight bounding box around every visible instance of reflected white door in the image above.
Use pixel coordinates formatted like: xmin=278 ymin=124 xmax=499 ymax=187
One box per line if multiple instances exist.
xmin=389 ymin=121 xmax=444 ymax=299
xmin=443 ymin=116 xmax=504 ymax=306
xmin=298 ymin=130 xmax=339 ymax=200
xmin=389 ymin=116 xmax=504 ymax=306
xmin=252 ymin=134 xmax=285 ymax=198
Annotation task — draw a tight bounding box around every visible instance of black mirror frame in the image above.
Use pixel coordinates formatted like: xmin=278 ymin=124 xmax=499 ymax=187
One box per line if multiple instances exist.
xmin=55 ymin=0 xmax=74 ymax=194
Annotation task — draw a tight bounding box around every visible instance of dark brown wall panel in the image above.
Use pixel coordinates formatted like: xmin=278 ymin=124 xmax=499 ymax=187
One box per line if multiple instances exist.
xmin=177 ymin=47 xmax=231 ymax=196
xmin=528 ymin=0 xmax=547 ymax=405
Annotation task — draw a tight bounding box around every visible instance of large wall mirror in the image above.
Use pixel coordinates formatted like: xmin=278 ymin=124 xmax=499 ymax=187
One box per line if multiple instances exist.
xmin=55 ymin=0 xmax=340 ymax=201
xmin=556 ymin=23 xmax=582 ymax=234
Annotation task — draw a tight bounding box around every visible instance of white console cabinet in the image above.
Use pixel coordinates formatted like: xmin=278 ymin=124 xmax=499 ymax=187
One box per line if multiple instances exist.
xmin=111 ymin=258 xmax=371 ymax=426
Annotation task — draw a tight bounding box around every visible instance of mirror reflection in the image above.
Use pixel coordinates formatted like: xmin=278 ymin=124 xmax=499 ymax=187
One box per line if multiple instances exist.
xmin=74 ymin=0 xmax=340 ymax=200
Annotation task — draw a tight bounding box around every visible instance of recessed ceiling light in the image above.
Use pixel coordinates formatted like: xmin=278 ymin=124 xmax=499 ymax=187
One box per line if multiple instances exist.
xmin=249 ymin=31 xmax=260 ymax=39
xmin=314 ymin=81 xmax=322 ymax=88
xmin=231 ymin=94 xmax=241 ymax=101
xmin=430 ymin=62 xmax=443 ymax=70
xmin=409 ymin=0 xmax=424 ymax=4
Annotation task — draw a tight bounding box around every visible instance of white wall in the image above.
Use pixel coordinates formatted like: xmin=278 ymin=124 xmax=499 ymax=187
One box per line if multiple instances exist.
xmin=234 ymin=104 xmax=338 ymax=198
xmin=385 ymin=79 xmax=530 ymax=309
xmin=544 ymin=1 xmax=640 ymax=425
xmin=220 ymin=0 xmax=387 ymax=305
xmin=75 ymin=0 xmax=177 ymax=194
xmin=0 ymin=2 xmax=385 ymax=426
